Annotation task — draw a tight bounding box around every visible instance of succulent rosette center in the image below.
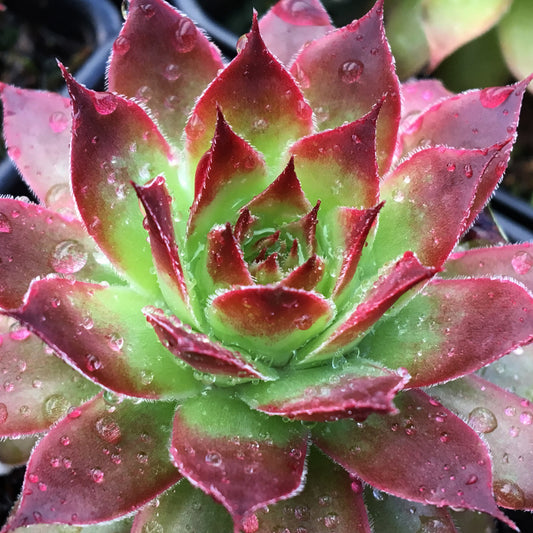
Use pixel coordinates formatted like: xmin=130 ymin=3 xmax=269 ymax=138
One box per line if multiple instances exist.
xmin=1 ymin=0 xmax=533 ymax=531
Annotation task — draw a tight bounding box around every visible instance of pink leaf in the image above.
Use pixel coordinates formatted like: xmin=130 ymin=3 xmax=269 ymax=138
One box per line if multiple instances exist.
xmin=207 ymin=285 xmax=334 ymax=366
xmin=108 ymin=0 xmax=223 ymax=147
xmin=432 ymin=375 xmax=533 ymax=510
xmin=0 ymin=321 xmax=98 ymax=438
xmin=400 ymin=79 xmax=454 ymax=125
xmin=0 ymin=83 xmax=74 ymax=211
xmin=133 ymin=176 xmax=195 ymax=324
xmin=444 ymin=243 xmax=533 ymax=293
xmin=185 ymin=15 xmax=313 ymax=169
xmin=9 ymin=278 xmax=201 ymax=399
xmin=259 ymin=0 xmax=334 ymax=67
xmin=375 ymin=143 xmax=506 ymax=269
xmin=5 ymin=395 xmax=181 ymax=529
xmin=290 ymin=0 xmax=400 ymax=174
xmin=0 ymin=198 xmax=118 ymax=311
xmin=239 ymin=359 xmax=408 ymax=422
xmin=314 ymin=389 xmax=515 ymax=528
xmin=290 ymin=104 xmax=381 ymax=211
xmin=144 ymin=306 xmax=272 ymax=380
xmin=63 ymin=67 xmax=177 ymax=295
xmin=360 ymin=278 xmax=533 ymax=388
xmin=170 ymin=392 xmax=309 ymax=531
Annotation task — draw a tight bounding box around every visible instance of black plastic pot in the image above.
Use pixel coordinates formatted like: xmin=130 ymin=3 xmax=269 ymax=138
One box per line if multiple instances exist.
xmin=0 ymin=0 xmax=122 ymax=197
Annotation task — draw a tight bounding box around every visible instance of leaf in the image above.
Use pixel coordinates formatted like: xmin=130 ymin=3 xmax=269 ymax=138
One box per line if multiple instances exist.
xmin=238 ymin=358 xmax=408 ymax=422
xmin=5 ymin=395 xmax=181 ymax=529
xmin=400 ymin=79 xmax=453 ymax=125
xmin=0 ymin=320 xmax=98 ymax=437
xmin=131 ymin=479 xmax=233 ymax=533
xmin=0 ymin=84 xmax=74 ymax=211
xmin=144 ymin=306 xmax=275 ymax=381
xmin=432 ymin=375 xmax=533 ymax=510
xmin=498 ymin=0 xmax=533 ymax=92
xmin=259 ymin=0 xmax=334 ymax=67
xmin=444 ymin=243 xmax=533 ymax=293
xmin=0 ymin=198 xmax=120 ymax=310
xmin=358 ymin=278 xmax=533 ymax=387
xmin=206 ymin=285 xmax=334 ymax=366
xmin=290 ymin=104 xmax=381 ymax=212
xmin=314 ymin=389 xmax=514 ymax=527
xmin=9 ymin=278 xmax=201 ymax=400
xmin=170 ymin=391 xmax=309 ymax=531
xmin=290 ymin=0 xmax=401 ymax=174
xmin=63 ymin=67 xmax=180 ymax=295
xmin=185 ymin=15 xmax=313 ymax=170
xmin=108 ymin=0 xmax=224 ymax=147
xmin=253 ymin=447 xmax=372 ymax=532
xmin=420 ymin=0 xmax=512 ymax=70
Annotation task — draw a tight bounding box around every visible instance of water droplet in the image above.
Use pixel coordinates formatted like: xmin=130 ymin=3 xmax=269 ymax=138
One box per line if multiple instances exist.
xmin=520 ymin=411 xmax=533 ymax=425
xmin=93 ymin=93 xmax=119 ymax=115
xmin=44 ymin=394 xmax=70 ymax=421
xmin=205 ymin=451 xmax=222 ymax=467
xmin=467 ymin=407 xmax=497 ymax=433
xmin=95 ymin=416 xmax=122 ymax=444
xmin=48 ymin=111 xmax=69 ymax=133
xmin=505 ymin=406 xmax=516 ymax=417
xmin=236 ymin=33 xmax=248 ymax=54
xmin=137 ymin=451 xmax=148 ymax=464
xmin=323 ymin=512 xmax=339 ymax=528
xmin=294 ymin=314 xmax=312 ymax=330
xmin=51 ymin=239 xmax=88 ymax=274
xmin=90 ymin=468 xmax=105 ymax=483
xmin=113 ymin=36 xmax=130 ymax=55
xmin=339 ymin=60 xmax=364 ymax=84
xmin=136 ymin=85 xmax=153 ymax=104
xmin=465 ymin=474 xmax=478 ymax=485
xmin=463 ymin=163 xmax=473 ymax=178
xmin=187 ymin=112 xmax=206 ymax=140
xmin=60 ymin=435 xmax=71 ymax=446
xmin=252 ymin=118 xmax=268 ymax=132
xmin=174 ymin=18 xmax=197 ymax=53
xmin=121 ymin=0 xmax=130 ymax=19
xmin=0 ymin=213 xmax=12 ymax=234
xmin=511 ymin=251 xmax=533 ymax=275
xmin=479 ymin=86 xmax=514 ymax=109
xmin=140 ymin=3 xmax=155 ymax=18
xmin=7 ymin=146 xmax=21 ymax=160
xmin=163 ymin=63 xmax=181 ymax=81
xmin=0 ymin=403 xmax=7 ymax=424
xmin=494 ymin=479 xmax=525 ymax=507
xmin=446 ymin=162 xmax=456 ymax=172
xmin=85 ymin=354 xmax=103 ymax=372
xmin=107 ymin=333 xmax=124 ymax=352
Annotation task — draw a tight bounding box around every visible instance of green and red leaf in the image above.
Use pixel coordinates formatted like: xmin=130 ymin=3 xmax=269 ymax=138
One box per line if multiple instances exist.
xmin=9 ymin=278 xmax=201 ymax=399
xmin=108 ymin=0 xmax=224 ymax=147
xmin=170 ymin=392 xmax=309 ymax=531
xmin=5 ymin=395 xmax=181 ymax=529
xmin=314 ymin=389 xmax=514 ymax=526
xmin=290 ymin=0 xmax=400 ymax=174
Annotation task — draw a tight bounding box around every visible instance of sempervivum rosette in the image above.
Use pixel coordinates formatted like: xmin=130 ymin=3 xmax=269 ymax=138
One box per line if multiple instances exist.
xmin=1 ymin=0 xmax=533 ymax=531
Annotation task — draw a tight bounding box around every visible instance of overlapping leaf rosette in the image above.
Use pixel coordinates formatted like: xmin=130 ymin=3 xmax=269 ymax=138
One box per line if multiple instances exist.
xmin=1 ymin=0 xmax=533 ymax=531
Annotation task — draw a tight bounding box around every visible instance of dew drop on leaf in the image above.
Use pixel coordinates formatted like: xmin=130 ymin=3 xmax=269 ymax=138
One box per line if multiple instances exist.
xmin=51 ymin=239 xmax=88 ymax=274
xmin=0 ymin=213 xmax=13 ymax=234
xmin=479 ymin=86 xmax=514 ymax=109
xmin=140 ymin=3 xmax=155 ymax=18
xmin=90 ymin=468 xmax=105 ymax=483
xmin=205 ymin=451 xmax=222 ymax=467
xmin=121 ymin=0 xmax=130 ymax=19
xmin=0 ymin=403 xmax=8 ymax=424
xmin=95 ymin=416 xmax=122 ymax=444
xmin=86 ymin=354 xmax=103 ymax=372
xmin=174 ymin=18 xmax=197 ymax=53
xmin=114 ymin=36 xmax=130 ymax=56
xmin=43 ymin=394 xmax=70 ymax=421
xmin=494 ymin=479 xmax=525 ymax=507
xmin=163 ymin=63 xmax=181 ymax=81
xmin=467 ymin=407 xmax=498 ymax=433
xmin=511 ymin=251 xmax=533 ymax=275
xmin=93 ymin=93 xmax=119 ymax=115
xmin=338 ymin=60 xmax=364 ymax=84
xmin=48 ymin=111 xmax=69 ymax=133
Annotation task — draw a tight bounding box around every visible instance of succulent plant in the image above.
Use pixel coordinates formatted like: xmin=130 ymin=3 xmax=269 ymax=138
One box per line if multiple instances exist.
xmin=1 ymin=0 xmax=533 ymax=531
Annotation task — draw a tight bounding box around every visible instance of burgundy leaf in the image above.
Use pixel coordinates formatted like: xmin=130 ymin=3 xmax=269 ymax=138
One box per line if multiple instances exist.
xmin=290 ymin=104 xmax=381 ymax=211
xmin=188 ymin=109 xmax=267 ymax=238
xmin=63 ymin=66 xmax=177 ymax=294
xmin=285 ymin=201 xmax=321 ymax=256
xmin=185 ymin=14 xmax=313 ymax=169
xmin=207 ymin=285 xmax=334 ymax=366
xmin=0 ymin=198 xmax=118 ymax=310
xmin=144 ymin=306 xmax=272 ymax=380
xmin=206 ymin=223 xmax=253 ymax=287
xmin=170 ymin=392 xmax=309 ymax=531
xmin=0 ymin=84 xmax=74 ymax=211
xmin=5 ymin=395 xmax=181 ymax=529
xmin=432 ymin=375 xmax=533 ymax=510
xmin=9 ymin=278 xmax=201 ymax=399
xmin=108 ymin=0 xmax=224 ymax=146
xmin=314 ymin=389 xmax=515 ymax=528
xmin=245 ymin=157 xmax=312 ymax=223
xmin=444 ymin=243 xmax=533 ymax=292
xmin=309 ymin=252 xmax=437 ymax=361
xmin=252 ymin=253 xmax=283 ymax=285
xmin=259 ymin=0 xmax=334 ymax=67
xmin=290 ymin=0 xmax=400 ymax=174
xmin=133 ymin=176 xmax=195 ymax=324
xmin=361 ymin=278 xmax=533 ymax=388
xmin=0 ymin=321 xmax=98 ymax=437
xmin=239 ymin=359 xmax=408 ymax=422
xmin=280 ymin=254 xmax=325 ymax=291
